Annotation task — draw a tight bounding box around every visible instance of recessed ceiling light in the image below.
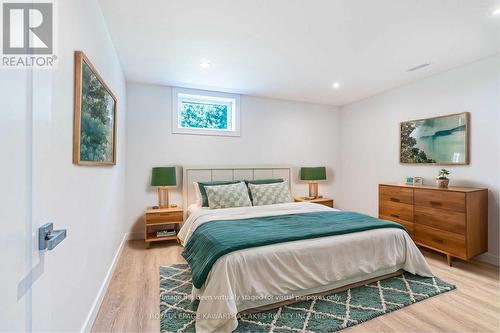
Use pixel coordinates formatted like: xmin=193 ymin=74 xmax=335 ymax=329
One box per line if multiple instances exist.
xmin=200 ymin=61 xmax=211 ymax=69
xmin=493 ymin=7 xmax=500 ymax=15
xmin=332 ymin=82 xmax=341 ymax=89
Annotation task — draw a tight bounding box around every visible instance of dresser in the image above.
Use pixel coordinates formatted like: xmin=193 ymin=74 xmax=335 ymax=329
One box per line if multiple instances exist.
xmin=379 ymin=184 xmax=488 ymax=266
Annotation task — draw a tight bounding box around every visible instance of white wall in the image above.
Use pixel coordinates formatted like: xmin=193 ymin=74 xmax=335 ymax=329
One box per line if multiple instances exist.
xmin=0 ymin=0 xmax=126 ymax=331
xmin=125 ymin=82 xmax=340 ymax=234
xmin=338 ymin=56 xmax=499 ymax=265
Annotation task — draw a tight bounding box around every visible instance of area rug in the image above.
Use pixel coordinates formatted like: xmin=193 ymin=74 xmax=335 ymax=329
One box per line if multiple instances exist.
xmin=159 ymin=264 xmax=455 ymax=333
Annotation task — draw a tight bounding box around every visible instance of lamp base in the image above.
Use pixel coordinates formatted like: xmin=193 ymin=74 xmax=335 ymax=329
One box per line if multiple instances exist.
xmin=308 ymin=181 xmax=320 ymax=199
xmin=157 ymin=187 xmax=170 ymax=208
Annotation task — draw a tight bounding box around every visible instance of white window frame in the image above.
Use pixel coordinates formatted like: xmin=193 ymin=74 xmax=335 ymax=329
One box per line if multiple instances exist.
xmin=172 ymin=87 xmax=241 ymax=137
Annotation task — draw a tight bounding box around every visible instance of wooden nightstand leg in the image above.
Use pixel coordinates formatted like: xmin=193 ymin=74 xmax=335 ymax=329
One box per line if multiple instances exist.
xmin=146 ymin=241 xmax=151 ymax=249
xmin=446 ymin=254 xmax=453 ymax=266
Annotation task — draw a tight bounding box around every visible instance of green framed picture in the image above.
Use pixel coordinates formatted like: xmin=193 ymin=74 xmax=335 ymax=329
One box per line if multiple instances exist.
xmin=400 ymin=112 xmax=469 ymax=165
xmin=73 ymin=51 xmax=117 ymax=165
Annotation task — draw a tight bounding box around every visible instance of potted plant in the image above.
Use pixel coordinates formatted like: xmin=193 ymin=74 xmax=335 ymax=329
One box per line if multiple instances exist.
xmin=436 ymin=169 xmax=450 ymax=188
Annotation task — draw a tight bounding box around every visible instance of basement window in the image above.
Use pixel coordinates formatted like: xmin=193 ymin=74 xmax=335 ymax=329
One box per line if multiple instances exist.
xmin=172 ymin=87 xmax=240 ymax=136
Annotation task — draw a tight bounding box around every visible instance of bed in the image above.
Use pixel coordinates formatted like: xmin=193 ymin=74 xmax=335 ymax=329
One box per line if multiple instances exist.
xmin=178 ymin=166 xmax=433 ymax=332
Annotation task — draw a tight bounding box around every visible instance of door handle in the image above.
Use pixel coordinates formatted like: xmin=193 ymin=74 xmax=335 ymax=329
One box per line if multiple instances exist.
xmin=38 ymin=223 xmax=67 ymax=251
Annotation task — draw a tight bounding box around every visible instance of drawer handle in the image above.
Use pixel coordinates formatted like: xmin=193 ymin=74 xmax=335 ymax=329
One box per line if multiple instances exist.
xmin=390 ymin=214 xmax=400 ymax=218
xmin=432 ymin=237 xmax=444 ymax=244
xmin=430 ymin=201 xmax=442 ymax=206
xmin=390 ymin=197 xmax=400 ymax=203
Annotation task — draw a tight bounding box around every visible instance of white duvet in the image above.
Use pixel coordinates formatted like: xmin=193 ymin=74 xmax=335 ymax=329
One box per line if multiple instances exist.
xmin=178 ymin=202 xmax=433 ymax=333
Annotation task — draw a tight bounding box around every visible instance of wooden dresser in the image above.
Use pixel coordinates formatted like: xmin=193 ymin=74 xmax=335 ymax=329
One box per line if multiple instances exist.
xmin=379 ymin=184 xmax=488 ymax=266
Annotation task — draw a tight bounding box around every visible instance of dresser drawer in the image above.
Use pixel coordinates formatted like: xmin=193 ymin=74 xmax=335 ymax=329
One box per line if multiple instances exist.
xmin=414 ymin=189 xmax=465 ymax=212
xmin=415 ymin=225 xmax=466 ymax=258
xmin=380 ymin=215 xmax=414 ymax=237
xmin=146 ymin=211 xmax=183 ymax=223
xmin=379 ymin=185 xmax=414 ymax=205
xmin=414 ymin=206 xmax=466 ymax=235
xmin=379 ymin=201 xmax=413 ymax=222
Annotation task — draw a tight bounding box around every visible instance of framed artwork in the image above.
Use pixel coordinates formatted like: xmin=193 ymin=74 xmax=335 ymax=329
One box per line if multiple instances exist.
xmin=400 ymin=112 xmax=469 ymax=165
xmin=73 ymin=51 xmax=117 ymax=165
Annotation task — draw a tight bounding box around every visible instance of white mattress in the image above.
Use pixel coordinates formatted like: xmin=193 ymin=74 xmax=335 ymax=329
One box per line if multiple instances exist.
xmin=178 ymin=202 xmax=433 ymax=332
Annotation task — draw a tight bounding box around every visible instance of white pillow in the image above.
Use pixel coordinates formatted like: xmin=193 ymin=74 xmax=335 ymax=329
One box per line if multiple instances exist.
xmin=193 ymin=182 xmax=202 ymax=206
xmin=204 ymin=182 xmax=252 ymax=209
xmin=248 ymin=181 xmax=292 ymax=206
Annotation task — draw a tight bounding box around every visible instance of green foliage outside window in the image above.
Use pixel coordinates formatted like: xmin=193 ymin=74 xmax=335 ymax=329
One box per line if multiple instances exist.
xmin=180 ymin=101 xmax=229 ymax=130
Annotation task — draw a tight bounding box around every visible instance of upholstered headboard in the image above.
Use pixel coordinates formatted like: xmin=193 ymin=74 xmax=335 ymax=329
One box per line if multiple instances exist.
xmin=182 ymin=165 xmax=292 ymax=208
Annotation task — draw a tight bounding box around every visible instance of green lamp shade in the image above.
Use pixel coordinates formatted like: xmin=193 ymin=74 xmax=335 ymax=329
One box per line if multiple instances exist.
xmin=151 ymin=167 xmax=177 ymax=186
xmin=300 ymin=167 xmax=327 ymax=181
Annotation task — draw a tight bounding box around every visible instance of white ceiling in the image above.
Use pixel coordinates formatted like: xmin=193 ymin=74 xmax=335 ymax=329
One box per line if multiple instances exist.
xmin=98 ymin=0 xmax=499 ymax=106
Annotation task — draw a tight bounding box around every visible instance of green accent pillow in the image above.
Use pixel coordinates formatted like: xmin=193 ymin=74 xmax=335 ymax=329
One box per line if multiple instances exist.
xmin=205 ymin=182 xmax=252 ymax=209
xmin=198 ymin=181 xmax=240 ymax=207
xmin=244 ymin=179 xmax=284 ymax=202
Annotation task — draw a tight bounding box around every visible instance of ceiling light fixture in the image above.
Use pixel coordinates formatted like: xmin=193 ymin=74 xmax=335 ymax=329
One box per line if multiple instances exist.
xmin=407 ymin=63 xmax=431 ymax=72
xmin=199 ymin=61 xmax=211 ymax=69
xmin=493 ymin=7 xmax=500 ymax=15
xmin=332 ymin=82 xmax=341 ymax=89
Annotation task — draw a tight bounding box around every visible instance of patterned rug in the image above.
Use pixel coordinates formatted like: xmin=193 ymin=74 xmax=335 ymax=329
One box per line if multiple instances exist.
xmin=159 ymin=264 xmax=455 ymax=333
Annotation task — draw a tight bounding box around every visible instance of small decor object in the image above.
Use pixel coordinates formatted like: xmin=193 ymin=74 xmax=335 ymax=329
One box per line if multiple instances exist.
xmin=300 ymin=167 xmax=327 ymax=199
xmin=413 ymin=177 xmax=424 ymax=186
xmin=405 ymin=177 xmax=414 ymax=185
xmin=400 ymin=112 xmax=469 ymax=165
xmin=73 ymin=51 xmax=117 ymax=165
xmin=151 ymin=167 xmax=177 ymax=208
xmin=436 ymin=169 xmax=450 ymax=188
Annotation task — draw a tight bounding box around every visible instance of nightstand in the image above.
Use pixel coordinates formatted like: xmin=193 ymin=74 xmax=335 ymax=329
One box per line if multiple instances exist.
xmin=294 ymin=197 xmax=334 ymax=208
xmin=145 ymin=207 xmax=183 ymax=248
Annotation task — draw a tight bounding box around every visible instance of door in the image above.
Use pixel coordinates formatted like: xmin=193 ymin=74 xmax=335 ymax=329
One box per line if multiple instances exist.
xmin=0 ymin=10 xmax=59 ymax=331
xmin=0 ymin=68 xmax=35 ymax=330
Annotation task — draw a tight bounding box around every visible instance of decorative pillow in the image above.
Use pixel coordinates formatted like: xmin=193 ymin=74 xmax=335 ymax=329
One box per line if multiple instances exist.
xmin=198 ymin=180 xmax=240 ymax=207
xmin=193 ymin=182 xmax=202 ymax=206
xmin=248 ymin=181 xmax=292 ymax=206
xmin=244 ymin=179 xmax=284 ymax=202
xmin=205 ymin=182 xmax=252 ymax=209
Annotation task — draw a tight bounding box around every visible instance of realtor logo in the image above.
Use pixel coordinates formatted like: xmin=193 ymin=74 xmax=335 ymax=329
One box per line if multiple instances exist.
xmin=1 ymin=1 xmax=56 ymax=68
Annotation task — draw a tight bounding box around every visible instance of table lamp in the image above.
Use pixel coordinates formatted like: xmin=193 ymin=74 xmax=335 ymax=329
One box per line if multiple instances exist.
xmin=300 ymin=166 xmax=327 ymax=199
xmin=151 ymin=167 xmax=177 ymax=208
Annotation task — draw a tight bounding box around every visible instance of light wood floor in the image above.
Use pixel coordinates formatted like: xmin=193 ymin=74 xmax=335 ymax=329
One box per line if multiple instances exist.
xmin=92 ymin=240 xmax=500 ymax=332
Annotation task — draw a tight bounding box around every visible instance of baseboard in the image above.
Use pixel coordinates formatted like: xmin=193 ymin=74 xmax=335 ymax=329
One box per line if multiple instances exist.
xmin=80 ymin=232 xmax=129 ymax=333
xmin=475 ymin=252 xmax=500 ymax=267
